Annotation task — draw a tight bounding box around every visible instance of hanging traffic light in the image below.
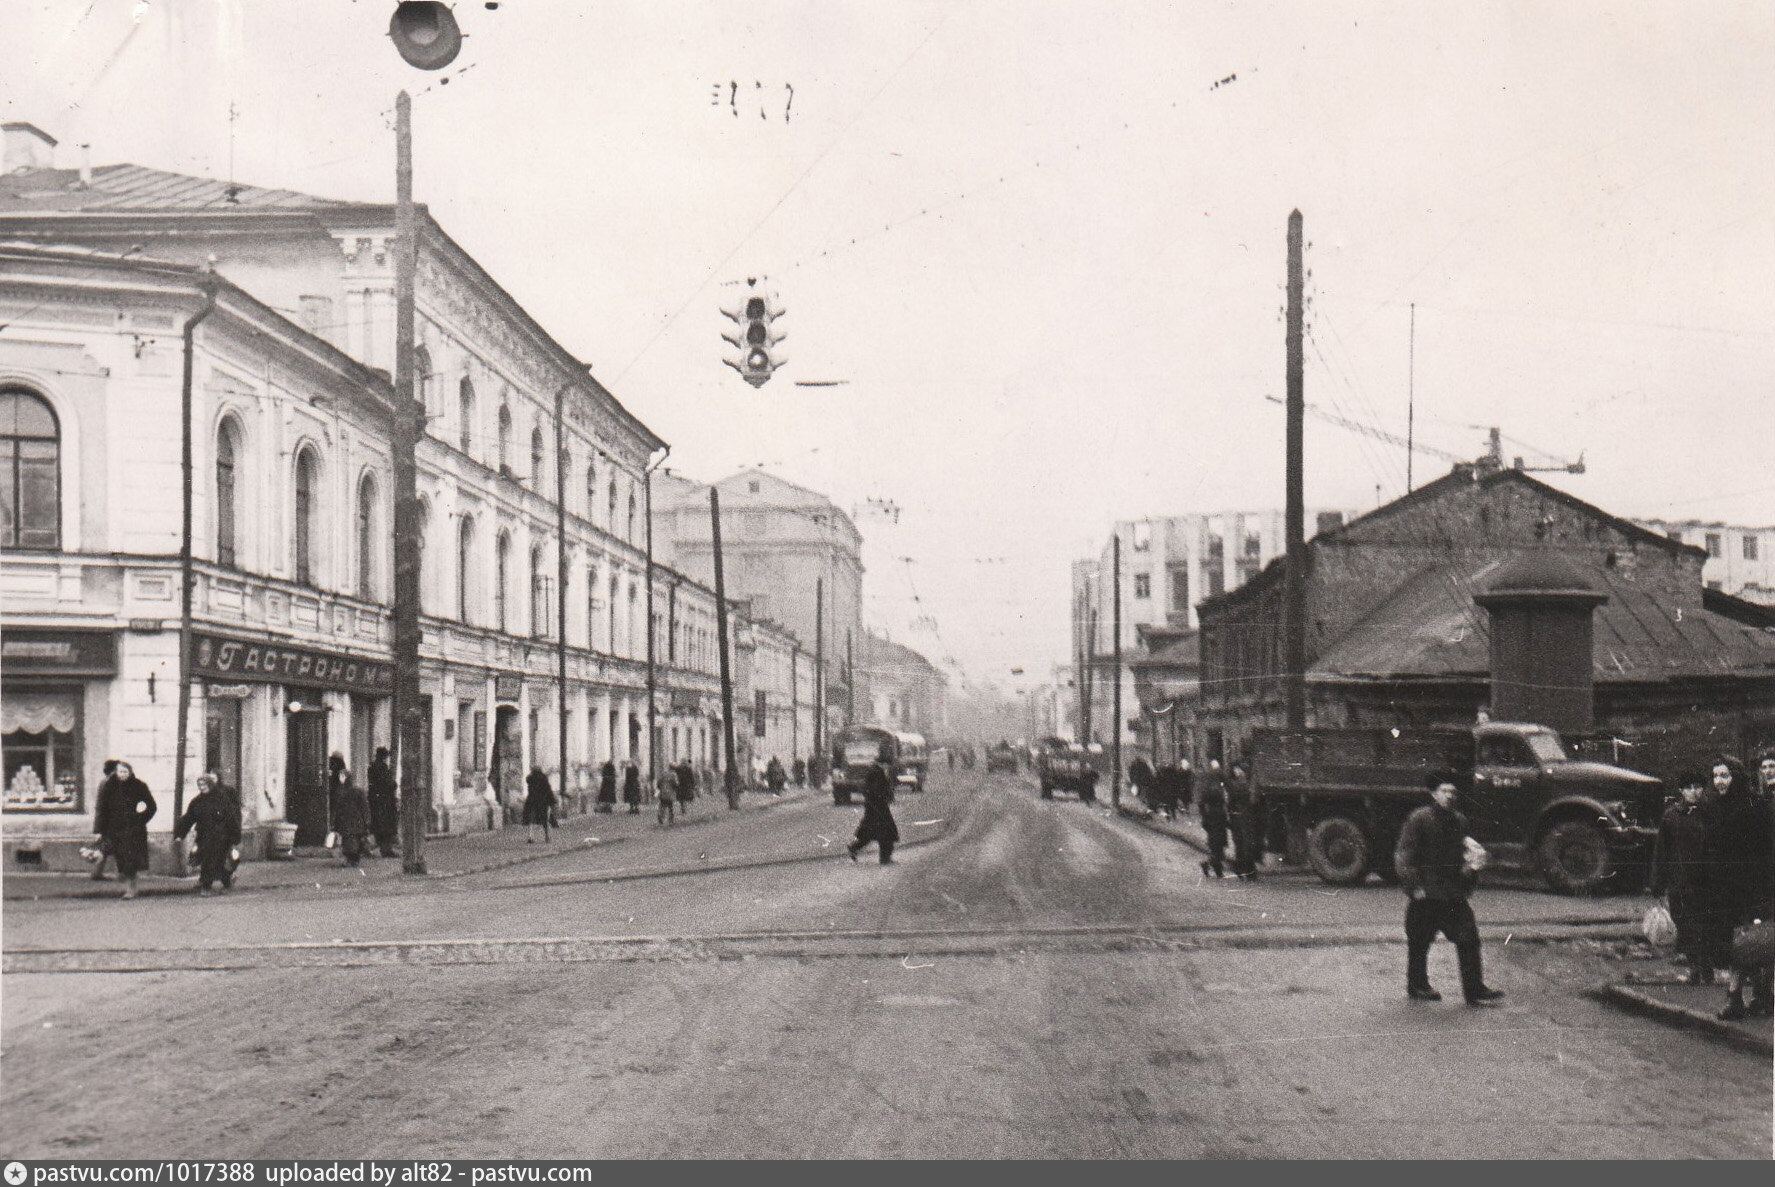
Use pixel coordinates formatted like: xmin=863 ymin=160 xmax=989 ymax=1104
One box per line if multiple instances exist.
xmin=389 ymin=2 xmax=464 ymax=70
xmin=721 ymin=281 xmax=786 ymax=388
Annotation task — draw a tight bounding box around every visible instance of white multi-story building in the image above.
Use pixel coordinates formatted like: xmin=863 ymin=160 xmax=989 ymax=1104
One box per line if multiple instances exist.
xmin=1069 ymin=508 xmax=1356 ymax=750
xmin=0 ymin=125 xmax=809 ymax=866
xmin=1632 ymin=519 xmax=1775 ymax=605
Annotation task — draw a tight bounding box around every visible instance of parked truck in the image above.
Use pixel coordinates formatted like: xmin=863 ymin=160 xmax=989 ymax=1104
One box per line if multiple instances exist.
xmin=830 ymin=725 xmax=929 ymax=805
xmin=1247 ymin=721 xmax=1662 ymax=894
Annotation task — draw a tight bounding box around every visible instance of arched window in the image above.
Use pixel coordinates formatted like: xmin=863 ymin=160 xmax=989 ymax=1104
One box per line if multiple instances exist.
xmin=607 ymin=478 xmax=618 ymax=528
xmin=497 ymin=405 xmax=512 ymax=477
xmin=1 ymin=388 xmax=61 ymax=550
xmin=608 ymin=572 xmax=620 ymax=652
xmin=415 ymin=497 xmax=431 ymax=615
xmin=586 ymin=459 xmax=597 ymax=519
xmin=628 ymin=491 xmax=638 ymax=543
xmin=530 ymin=426 xmax=545 ymax=490
xmin=293 ymin=447 xmax=320 ymax=585
xmin=457 ymin=376 xmax=475 ymax=455
xmin=215 ymin=418 xmax=241 ymax=567
xmin=356 ymin=472 xmax=379 ymax=601
xmin=530 ymin=543 xmax=546 ymax=638
xmin=586 ymin=562 xmax=599 ymax=649
xmin=414 ymin=345 xmax=435 ymax=416
xmin=494 ymin=530 xmax=511 ymax=631
xmin=456 ymin=514 xmax=475 ymax=622
xmin=627 ymin=583 xmax=639 ymax=656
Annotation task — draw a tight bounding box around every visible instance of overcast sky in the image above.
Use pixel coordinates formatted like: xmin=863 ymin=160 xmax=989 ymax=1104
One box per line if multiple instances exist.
xmin=4 ymin=1 xmax=1771 ymax=690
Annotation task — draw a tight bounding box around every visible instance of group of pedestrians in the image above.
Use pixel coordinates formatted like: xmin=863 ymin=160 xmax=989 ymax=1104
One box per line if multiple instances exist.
xmin=1189 ymin=758 xmax=1263 ymax=881
xmin=90 ymin=759 xmax=245 ymax=897
xmin=1648 ymin=752 xmax=1775 ymax=1020
xmin=327 ymin=750 xmax=400 ymax=865
xmin=1128 ymin=756 xmax=1193 ymax=822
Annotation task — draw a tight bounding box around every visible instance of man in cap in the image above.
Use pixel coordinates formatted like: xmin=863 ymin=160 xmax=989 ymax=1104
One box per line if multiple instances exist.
xmin=1395 ymin=769 xmax=1505 ymax=1006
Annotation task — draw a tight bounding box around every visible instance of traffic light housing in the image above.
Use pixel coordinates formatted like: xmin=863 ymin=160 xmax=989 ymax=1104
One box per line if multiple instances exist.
xmin=389 ymin=3 xmax=464 ymax=70
xmin=721 ymin=283 xmax=786 ymax=388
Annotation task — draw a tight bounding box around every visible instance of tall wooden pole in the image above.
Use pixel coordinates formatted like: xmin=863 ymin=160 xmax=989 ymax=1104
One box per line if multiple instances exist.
xmin=711 ymin=489 xmax=739 ymax=808
xmin=846 ymin=628 xmax=855 ymax=725
xmin=393 ymin=90 xmax=427 ymax=873
xmin=1284 ymin=209 xmax=1307 ymax=730
xmin=644 ymin=465 xmax=657 ymax=791
xmin=814 ymin=575 xmax=825 ymax=768
xmin=1111 ymin=532 xmax=1123 ymax=808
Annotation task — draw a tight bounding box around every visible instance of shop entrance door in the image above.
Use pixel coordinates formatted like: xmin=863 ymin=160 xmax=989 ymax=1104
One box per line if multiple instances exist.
xmin=491 ymin=705 xmax=522 ymax=812
xmin=285 ymin=710 xmax=329 ymax=845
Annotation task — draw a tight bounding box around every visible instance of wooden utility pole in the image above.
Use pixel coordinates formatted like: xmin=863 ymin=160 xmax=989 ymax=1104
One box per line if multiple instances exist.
xmin=644 ymin=462 xmax=658 ymax=791
xmin=393 ymin=90 xmax=427 ymax=873
xmin=845 ymin=628 xmax=855 ymax=725
xmin=1284 ymin=209 xmax=1307 ymax=731
xmin=711 ymin=489 xmax=739 ymax=808
xmin=1111 ymin=532 xmax=1123 ymax=808
xmin=814 ymin=575 xmax=825 ymax=767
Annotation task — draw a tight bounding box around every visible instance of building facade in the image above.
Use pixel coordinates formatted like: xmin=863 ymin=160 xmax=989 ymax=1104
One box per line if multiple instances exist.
xmin=857 ymin=632 xmax=946 ymax=737
xmin=1631 ymin=518 xmax=1775 ymax=605
xmin=0 ymin=131 xmax=795 ymax=866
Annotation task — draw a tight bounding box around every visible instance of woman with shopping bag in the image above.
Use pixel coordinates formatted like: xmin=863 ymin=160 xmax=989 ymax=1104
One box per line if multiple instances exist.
xmin=1648 ymin=768 xmax=1727 ymax=985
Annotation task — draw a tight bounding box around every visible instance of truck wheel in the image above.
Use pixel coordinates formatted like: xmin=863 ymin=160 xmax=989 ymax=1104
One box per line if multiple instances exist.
xmin=1306 ymin=817 xmax=1371 ymax=885
xmin=1040 ymin=782 xmax=1053 ymax=799
xmin=1536 ymin=820 xmax=1613 ymax=895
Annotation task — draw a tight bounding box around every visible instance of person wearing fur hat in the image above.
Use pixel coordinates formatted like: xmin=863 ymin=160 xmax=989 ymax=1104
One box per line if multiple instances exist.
xmin=1395 ymin=769 xmax=1505 ymax=1006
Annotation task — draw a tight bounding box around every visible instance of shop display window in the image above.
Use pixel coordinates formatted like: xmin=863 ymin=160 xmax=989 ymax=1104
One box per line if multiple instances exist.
xmin=3 ymin=689 xmax=82 ymax=810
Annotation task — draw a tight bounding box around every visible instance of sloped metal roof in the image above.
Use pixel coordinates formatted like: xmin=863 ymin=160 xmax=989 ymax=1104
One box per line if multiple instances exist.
xmin=0 ymin=164 xmax=344 ymax=212
xmin=1313 ymin=559 xmax=1775 ymax=684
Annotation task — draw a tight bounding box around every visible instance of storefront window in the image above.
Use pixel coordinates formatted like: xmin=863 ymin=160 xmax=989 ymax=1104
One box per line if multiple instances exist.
xmin=3 ymin=689 xmax=82 ymax=810
xmin=204 ymin=696 xmax=243 ymax=793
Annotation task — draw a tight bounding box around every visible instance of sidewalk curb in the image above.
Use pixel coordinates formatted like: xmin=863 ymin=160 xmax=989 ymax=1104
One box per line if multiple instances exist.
xmin=3 ymin=791 xmax=814 ymax=900
xmin=1114 ymin=803 xmax=1208 ymax=853
xmin=1588 ymin=984 xmax=1775 ymax=1056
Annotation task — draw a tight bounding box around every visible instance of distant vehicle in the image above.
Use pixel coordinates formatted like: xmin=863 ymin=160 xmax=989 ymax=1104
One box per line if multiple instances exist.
xmin=830 ymin=725 xmax=929 ymax=804
xmin=985 ymin=742 xmax=1019 ymax=774
xmin=1035 ymin=738 xmax=1104 ymax=801
xmin=1248 ymin=721 xmax=1662 ymax=894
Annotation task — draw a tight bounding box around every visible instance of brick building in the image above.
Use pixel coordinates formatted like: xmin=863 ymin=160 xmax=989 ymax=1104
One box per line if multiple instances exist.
xmin=1194 ymin=465 xmax=1775 ymax=778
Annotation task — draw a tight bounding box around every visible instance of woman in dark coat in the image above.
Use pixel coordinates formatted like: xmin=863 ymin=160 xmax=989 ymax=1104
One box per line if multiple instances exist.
xmin=622 ymin=761 xmax=642 ymax=813
xmin=596 ymin=760 xmax=618 ymax=813
xmin=1129 ymin=756 xmax=1156 ymax=813
xmin=1226 ymin=760 xmax=1261 ymax=881
xmin=330 ymin=754 xmax=371 ymax=867
xmin=846 ymin=752 xmax=900 ymax=865
xmin=367 ymin=746 xmax=399 ymax=858
xmin=1649 ymin=768 xmax=1727 ymax=983
xmin=523 ymin=764 xmax=556 ymax=843
xmin=675 ymin=760 xmax=697 ymax=814
xmin=1708 ymin=757 xmax=1774 ymax=1019
xmin=175 ymin=773 xmax=242 ymax=894
xmin=93 ymin=760 xmax=156 ymax=899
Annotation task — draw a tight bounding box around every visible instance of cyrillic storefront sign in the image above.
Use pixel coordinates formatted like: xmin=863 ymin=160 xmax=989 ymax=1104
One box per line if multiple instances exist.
xmin=191 ymin=631 xmax=392 ymax=694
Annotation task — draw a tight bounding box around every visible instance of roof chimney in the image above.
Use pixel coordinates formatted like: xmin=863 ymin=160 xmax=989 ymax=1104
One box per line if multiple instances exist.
xmin=3 ymin=122 xmax=58 ymax=174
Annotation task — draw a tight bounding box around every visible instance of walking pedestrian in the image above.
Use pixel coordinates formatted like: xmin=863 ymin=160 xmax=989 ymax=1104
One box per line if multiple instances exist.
xmin=1707 ymin=756 xmax=1774 ymax=1020
xmin=675 ymin=760 xmax=697 ymax=816
xmin=174 ymin=773 xmax=242 ymax=894
xmin=367 ymin=746 xmax=399 ymax=858
xmin=847 ymin=747 xmax=900 ymax=865
xmin=1649 ymin=768 xmax=1727 ymax=984
xmin=1757 ymin=746 xmax=1775 ymax=808
xmin=1198 ymin=759 xmax=1228 ymax=879
xmin=1129 ymin=755 xmax=1155 ymax=815
xmin=523 ymin=764 xmax=556 ymax=843
xmin=765 ymin=756 xmax=787 ymax=794
xmin=330 ymin=755 xmax=370 ymax=867
xmin=90 ymin=758 xmax=119 ymax=880
xmin=93 ymin=760 xmax=156 ymax=899
xmin=1395 ymin=770 xmax=1505 ymax=1006
xmin=622 ymin=761 xmax=642 ymax=813
xmin=793 ymin=756 xmax=807 ymax=787
xmin=1226 ymin=759 xmax=1261 ymax=881
xmin=1177 ymin=759 xmax=1194 ymax=814
xmin=656 ymin=770 xmax=677 ymax=826
xmin=596 ymin=760 xmax=617 ymax=813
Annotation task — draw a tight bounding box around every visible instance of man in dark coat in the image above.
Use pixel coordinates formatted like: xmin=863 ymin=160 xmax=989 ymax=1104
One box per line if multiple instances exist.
xmin=1129 ymin=756 xmax=1156 ymax=814
xmin=367 ymin=746 xmax=399 ymax=858
xmin=1649 ymin=769 xmax=1727 ymax=984
xmin=1198 ymin=760 xmax=1229 ymax=878
xmin=622 ymin=761 xmax=642 ymax=813
xmin=523 ymin=764 xmax=556 ymax=843
xmin=175 ymin=773 xmax=242 ymax=893
xmin=793 ymin=757 xmax=807 ymax=787
xmin=1226 ymin=760 xmax=1261 ymax=881
xmin=596 ymin=760 xmax=617 ymax=813
xmin=1395 ymin=770 xmax=1505 ymax=1006
xmin=674 ymin=760 xmax=697 ymax=814
xmin=94 ymin=760 xmax=156 ymax=899
xmin=847 ymin=754 xmax=900 ymax=865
